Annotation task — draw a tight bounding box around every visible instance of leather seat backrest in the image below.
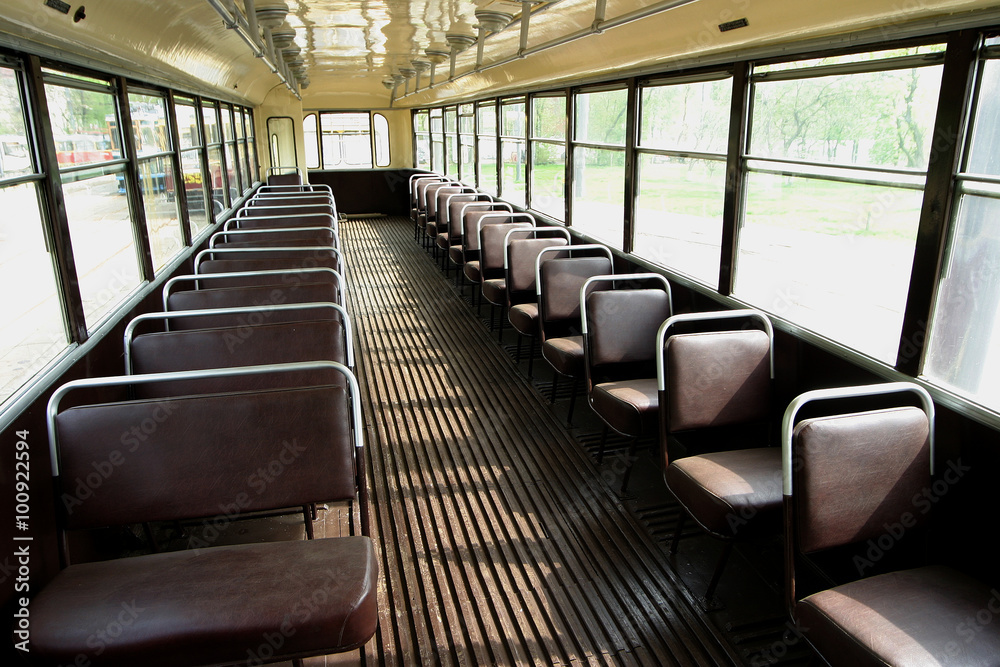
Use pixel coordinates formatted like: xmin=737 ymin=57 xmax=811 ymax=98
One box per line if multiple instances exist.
xmin=167 ymin=283 xmax=340 ymax=329
xmin=231 ymin=214 xmax=336 ymax=230
xmin=481 ymin=222 xmax=532 ymax=272
xmin=198 ymin=257 xmax=342 ymax=288
xmin=664 ymin=329 xmax=770 ymax=432
xmin=54 ymin=384 xmax=357 ymax=530
xmin=793 ymin=406 xmax=931 ymax=554
xmin=587 ymin=289 xmax=671 ymax=368
xmin=241 ymin=204 xmax=334 ymax=217
xmin=131 ymin=320 xmax=347 ymax=398
xmin=424 ymin=182 xmax=451 ymax=218
xmin=508 ymin=238 xmax=568 ymax=293
xmin=540 ymin=256 xmax=613 ymax=323
xmin=463 ymin=207 xmax=498 ymax=251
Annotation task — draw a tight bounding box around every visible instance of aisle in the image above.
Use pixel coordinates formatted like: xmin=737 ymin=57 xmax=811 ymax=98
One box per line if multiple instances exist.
xmin=341 ymin=215 xmax=733 ymax=666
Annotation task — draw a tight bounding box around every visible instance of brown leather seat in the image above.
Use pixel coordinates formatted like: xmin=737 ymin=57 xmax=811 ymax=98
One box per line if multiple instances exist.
xmin=658 ymin=310 xmax=779 ymax=602
xmin=536 ymin=247 xmax=614 ymax=422
xmin=426 ymin=185 xmax=465 ymax=255
xmin=437 ymin=192 xmax=483 ymax=275
xmin=478 ymin=215 xmax=533 ymax=331
xmin=29 ymin=536 xmax=378 ymax=667
xmin=505 ymin=230 xmax=569 ymax=374
xmin=31 ymin=363 xmax=378 ymax=666
xmin=446 ymin=196 xmax=492 ymax=273
xmin=166 ymin=279 xmax=343 ymax=327
xmin=127 ymin=310 xmax=352 ymax=397
xmin=582 ymin=274 xmax=673 ymax=492
xmin=225 ymin=212 xmax=337 ymax=231
xmin=782 ymin=382 xmax=1000 ymax=665
xmin=212 ymin=227 xmax=339 ymax=250
xmin=461 ymin=206 xmax=513 ymax=291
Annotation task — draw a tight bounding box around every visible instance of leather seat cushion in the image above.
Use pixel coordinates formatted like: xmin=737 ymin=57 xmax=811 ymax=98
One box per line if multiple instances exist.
xmin=797 ymin=565 xmax=1000 ymax=666
xmin=482 ymin=278 xmax=506 ymax=306
xmin=449 ymin=245 xmax=464 ymax=266
xmin=436 ymin=233 xmax=450 ymax=250
xmin=666 ymin=448 xmax=782 ymax=539
xmin=542 ymin=336 xmax=584 ymax=377
xmin=464 ymin=261 xmax=481 ymax=283
xmin=29 ymin=537 xmax=378 ymax=667
xmin=591 ymin=378 xmax=659 ymax=437
xmin=509 ymin=303 xmax=538 ymax=336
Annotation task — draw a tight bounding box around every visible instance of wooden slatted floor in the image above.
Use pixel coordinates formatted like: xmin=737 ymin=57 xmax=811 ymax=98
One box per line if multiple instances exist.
xmin=339 ymin=215 xmax=736 ymax=666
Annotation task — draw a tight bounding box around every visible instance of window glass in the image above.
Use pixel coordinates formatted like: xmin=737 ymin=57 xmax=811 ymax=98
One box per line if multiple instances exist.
xmin=966 ymin=60 xmax=1000 ymax=176
xmin=635 ymin=78 xmax=731 ymax=285
xmin=206 ymin=145 xmax=227 ymax=210
xmin=501 ymin=139 xmax=526 ymax=206
xmin=0 ymin=184 xmax=67 ymax=403
xmin=303 ymin=113 xmax=319 ymax=169
xmin=181 ymin=147 xmax=211 ymax=234
xmin=128 ymin=94 xmax=170 ymax=156
xmin=477 ymin=102 xmax=497 ymax=193
xmin=640 ymin=79 xmax=730 ymax=154
xmin=459 ymin=104 xmax=475 ymax=134
xmin=224 ymin=142 xmax=239 ymax=198
xmin=220 ymin=105 xmax=235 ymax=143
xmin=572 ymin=146 xmax=625 ymax=247
xmin=46 ymin=85 xmax=119 ymax=166
xmin=636 ymin=155 xmax=725 ymax=284
xmin=737 ymin=172 xmax=922 ymax=362
xmin=175 ymin=101 xmax=201 ymax=149
xmin=414 ymin=110 xmax=429 ymax=133
xmin=923 ymin=194 xmax=1000 ymax=409
xmin=575 ymin=89 xmax=627 ymax=146
xmin=477 ymin=103 xmax=496 ymax=135
xmin=735 ymin=57 xmax=942 ymax=363
xmin=444 ymin=107 xmax=457 ymax=134
xmin=0 ymin=69 xmax=34 ymax=178
xmin=374 ymin=112 xmax=390 ymax=167
xmin=478 ymin=136 xmax=497 ymax=194
xmin=202 ymin=104 xmax=221 ymax=144
xmin=445 ymin=135 xmax=459 ymax=179
xmin=532 ymin=96 xmax=566 ymax=140
xmin=750 ymin=67 xmax=942 ymax=169
xmin=139 ymin=157 xmax=183 ymax=270
xmin=62 ymin=170 xmax=142 ymax=327
xmin=415 ymin=134 xmax=431 ymax=170
xmin=530 ymin=142 xmax=565 ymax=219
xmin=320 ymin=112 xmax=373 ymax=168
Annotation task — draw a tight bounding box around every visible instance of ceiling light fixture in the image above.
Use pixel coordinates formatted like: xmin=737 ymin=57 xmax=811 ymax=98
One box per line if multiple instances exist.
xmin=445 ymin=28 xmax=477 ymax=79
xmin=425 ymin=43 xmax=450 ymax=87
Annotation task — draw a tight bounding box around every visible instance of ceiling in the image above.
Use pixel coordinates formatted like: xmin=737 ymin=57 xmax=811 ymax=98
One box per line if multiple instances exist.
xmin=1 ymin=0 xmax=999 ymax=108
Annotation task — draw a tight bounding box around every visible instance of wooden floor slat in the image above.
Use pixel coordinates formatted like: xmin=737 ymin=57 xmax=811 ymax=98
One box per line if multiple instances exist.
xmin=340 ymin=215 xmax=734 ymax=666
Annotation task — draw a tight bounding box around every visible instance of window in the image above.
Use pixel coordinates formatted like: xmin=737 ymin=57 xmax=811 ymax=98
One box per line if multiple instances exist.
xmin=459 ymin=104 xmax=475 ymax=183
xmin=735 ymin=49 xmax=944 ymax=363
xmin=0 ymin=65 xmax=68 ymax=406
xmin=444 ymin=106 xmax=459 ymax=179
xmin=430 ymin=108 xmax=444 ymax=172
xmin=128 ymin=91 xmax=183 ymax=271
xmin=174 ymin=98 xmax=212 ymax=234
xmin=414 ymin=109 xmax=431 ymax=170
xmin=373 ymin=112 xmax=390 ymax=167
xmin=303 ymin=112 xmax=319 ymax=169
xmin=46 ymin=73 xmax=142 ymax=329
xmin=320 ymin=112 xmax=372 ymax=168
xmin=924 ymin=47 xmax=1000 ymax=411
xmin=572 ymin=88 xmax=627 ymax=247
xmin=477 ymin=102 xmax=497 ymax=194
xmin=501 ymin=98 xmax=527 ymax=207
xmin=202 ymin=102 xmax=229 ymax=211
xmin=635 ymin=76 xmax=731 ymax=285
xmin=221 ymin=104 xmax=240 ymax=199
xmin=530 ymin=95 xmax=566 ymax=220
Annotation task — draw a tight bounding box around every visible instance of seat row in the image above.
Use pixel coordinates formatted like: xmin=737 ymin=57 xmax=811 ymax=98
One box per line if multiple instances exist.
xmin=409 ymin=170 xmax=1000 ymax=667
xmin=25 ymin=179 xmax=379 ymax=666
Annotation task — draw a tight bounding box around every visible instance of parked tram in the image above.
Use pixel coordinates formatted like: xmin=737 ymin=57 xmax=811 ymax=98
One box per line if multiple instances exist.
xmin=3 ymin=1 xmax=1000 ymax=665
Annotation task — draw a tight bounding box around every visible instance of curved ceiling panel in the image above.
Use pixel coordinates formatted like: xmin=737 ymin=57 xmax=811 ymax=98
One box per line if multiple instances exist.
xmin=2 ymin=0 xmax=998 ymax=108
